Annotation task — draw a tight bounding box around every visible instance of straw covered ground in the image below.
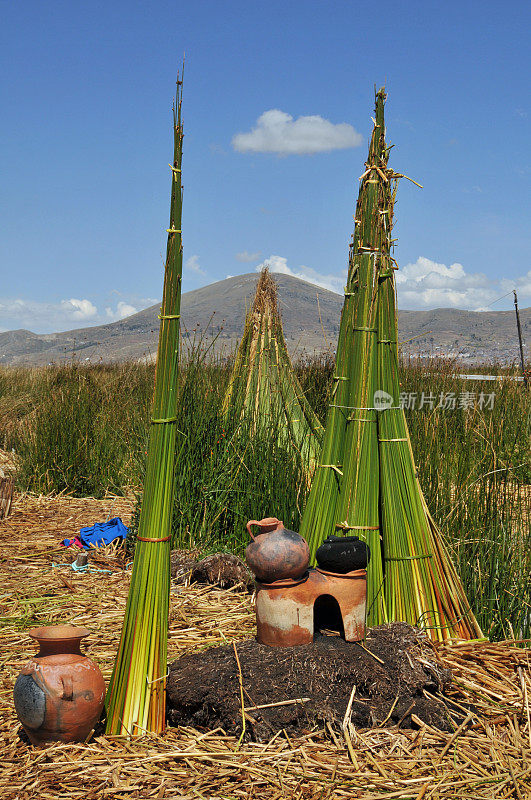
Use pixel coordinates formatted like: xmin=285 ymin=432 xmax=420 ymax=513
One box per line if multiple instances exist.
xmin=0 ymin=493 xmax=530 ymax=799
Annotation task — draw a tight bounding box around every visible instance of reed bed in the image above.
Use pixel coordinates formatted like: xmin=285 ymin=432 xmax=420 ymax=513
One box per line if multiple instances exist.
xmin=0 ymin=358 xmax=527 ymax=637
xmin=0 ymin=493 xmax=529 ymax=798
xmin=0 ymin=361 xmax=153 ymax=497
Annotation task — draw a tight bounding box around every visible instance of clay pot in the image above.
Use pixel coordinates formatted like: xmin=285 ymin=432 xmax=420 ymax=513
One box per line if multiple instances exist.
xmin=315 ymin=535 xmax=370 ymax=574
xmin=245 ymin=517 xmax=310 ymax=584
xmin=13 ymin=625 xmax=105 ymax=746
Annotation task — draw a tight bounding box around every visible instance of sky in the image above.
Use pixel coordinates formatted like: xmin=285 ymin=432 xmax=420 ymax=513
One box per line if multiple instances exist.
xmin=0 ymin=0 xmax=529 ymax=333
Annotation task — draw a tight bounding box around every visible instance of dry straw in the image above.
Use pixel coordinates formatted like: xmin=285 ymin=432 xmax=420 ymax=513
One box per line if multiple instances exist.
xmin=1 ymin=493 xmax=529 ymax=798
xmin=104 ymin=76 xmax=185 ymax=734
xmin=301 ymin=89 xmax=481 ymax=641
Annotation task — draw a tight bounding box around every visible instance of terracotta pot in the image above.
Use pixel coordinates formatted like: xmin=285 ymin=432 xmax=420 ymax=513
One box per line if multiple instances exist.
xmin=316 ymin=535 xmax=370 ymax=574
xmin=13 ymin=625 xmax=105 ymax=746
xmin=245 ymin=517 xmax=310 ymax=584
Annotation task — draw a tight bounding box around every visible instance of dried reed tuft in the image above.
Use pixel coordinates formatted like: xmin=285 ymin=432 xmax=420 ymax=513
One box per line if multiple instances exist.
xmin=223 ymin=268 xmax=323 ymax=471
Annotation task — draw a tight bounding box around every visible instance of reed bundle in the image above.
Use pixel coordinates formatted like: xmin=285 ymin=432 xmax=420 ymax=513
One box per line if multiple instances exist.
xmin=223 ymin=268 xmax=323 ymax=469
xmin=301 ymin=89 xmax=481 ymax=641
xmin=104 ymin=79 xmax=185 ymax=734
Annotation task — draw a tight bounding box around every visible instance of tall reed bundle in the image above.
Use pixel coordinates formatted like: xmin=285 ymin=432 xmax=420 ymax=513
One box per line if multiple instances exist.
xmin=299 ymin=93 xmax=384 ymax=624
xmin=301 ymin=89 xmax=481 ymax=641
xmin=105 ymin=79 xmax=185 ymax=734
xmin=223 ymin=268 xmax=323 ymax=469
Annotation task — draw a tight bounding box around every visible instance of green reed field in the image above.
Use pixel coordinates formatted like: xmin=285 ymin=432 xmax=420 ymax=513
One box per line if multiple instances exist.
xmin=0 ymin=352 xmax=529 ymax=640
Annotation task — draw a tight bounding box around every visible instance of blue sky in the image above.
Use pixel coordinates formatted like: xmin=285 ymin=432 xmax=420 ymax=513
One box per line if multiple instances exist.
xmin=1 ymin=0 xmax=529 ymax=333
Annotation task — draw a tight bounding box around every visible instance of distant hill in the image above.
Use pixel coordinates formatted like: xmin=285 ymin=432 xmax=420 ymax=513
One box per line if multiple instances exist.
xmin=0 ymin=273 xmax=528 ymax=366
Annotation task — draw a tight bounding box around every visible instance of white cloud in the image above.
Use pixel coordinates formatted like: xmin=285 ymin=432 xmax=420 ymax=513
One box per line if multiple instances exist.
xmin=508 ymin=269 xmax=531 ymax=298
xmin=105 ymin=301 xmax=138 ymax=321
xmin=257 ymin=254 xmax=531 ymax=311
xmin=59 ymin=298 xmax=98 ymax=320
xmin=0 ymin=297 xmax=99 ymax=332
xmin=256 ymin=255 xmax=345 ymax=293
xmin=185 ymin=255 xmax=206 ymax=276
xmin=396 ymin=257 xmax=531 ymax=310
xmin=0 ymin=293 xmax=150 ymax=333
xmin=236 ymin=250 xmax=261 ymax=263
xmin=117 ymin=301 xmax=137 ymax=317
xmin=232 ymin=109 xmax=363 ymax=156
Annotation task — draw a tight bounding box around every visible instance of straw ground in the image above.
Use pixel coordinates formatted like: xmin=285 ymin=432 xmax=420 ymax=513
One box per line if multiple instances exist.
xmin=0 ymin=492 xmax=529 ymax=798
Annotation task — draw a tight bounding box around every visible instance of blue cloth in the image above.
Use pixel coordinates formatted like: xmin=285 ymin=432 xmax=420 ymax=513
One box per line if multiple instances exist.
xmin=62 ymin=517 xmax=128 ymax=549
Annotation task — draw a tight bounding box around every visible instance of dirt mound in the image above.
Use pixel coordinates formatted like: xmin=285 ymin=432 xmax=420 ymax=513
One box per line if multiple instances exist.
xmin=190 ymin=553 xmax=253 ymax=590
xmin=171 ymin=551 xmax=253 ymax=591
xmin=170 ymin=549 xmax=198 ymax=581
xmin=167 ymin=623 xmax=453 ymax=741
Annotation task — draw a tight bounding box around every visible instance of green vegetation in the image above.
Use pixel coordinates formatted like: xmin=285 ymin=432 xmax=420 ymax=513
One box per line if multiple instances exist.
xmin=168 ymin=338 xmax=313 ymax=555
xmin=403 ymin=358 xmax=530 ymax=640
xmin=0 ymin=355 xmax=528 ymax=639
xmin=0 ymin=362 xmax=152 ymax=496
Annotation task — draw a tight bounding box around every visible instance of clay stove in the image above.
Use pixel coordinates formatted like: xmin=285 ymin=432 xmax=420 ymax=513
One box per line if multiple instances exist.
xmin=244 ymin=517 xmax=368 ymax=648
xmin=255 ymin=568 xmax=367 ymax=647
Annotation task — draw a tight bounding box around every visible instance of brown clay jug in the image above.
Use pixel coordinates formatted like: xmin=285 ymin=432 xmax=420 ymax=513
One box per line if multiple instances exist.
xmin=13 ymin=625 xmax=105 ymax=745
xmin=245 ymin=517 xmax=310 ymax=584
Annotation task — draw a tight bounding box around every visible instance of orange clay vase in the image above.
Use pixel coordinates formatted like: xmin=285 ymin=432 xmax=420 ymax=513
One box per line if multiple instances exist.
xmin=245 ymin=517 xmax=310 ymax=584
xmin=13 ymin=625 xmax=105 ymax=745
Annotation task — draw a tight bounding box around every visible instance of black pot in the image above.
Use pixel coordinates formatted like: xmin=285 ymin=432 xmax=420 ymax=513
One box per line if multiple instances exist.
xmin=315 ymin=535 xmax=370 ymax=574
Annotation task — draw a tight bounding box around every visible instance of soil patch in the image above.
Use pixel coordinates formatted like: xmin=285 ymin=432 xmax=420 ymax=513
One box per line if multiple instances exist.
xmin=190 ymin=553 xmax=253 ymax=590
xmin=171 ymin=551 xmax=253 ymax=591
xmin=170 ymin=549 xmax=199 ymax=582
xmin=167 ymin=622 xmax=454 ymax=741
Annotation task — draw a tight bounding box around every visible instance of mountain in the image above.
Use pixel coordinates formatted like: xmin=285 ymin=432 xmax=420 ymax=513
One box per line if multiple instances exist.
xmin=0 ymin=273 xmax=528 ymax=366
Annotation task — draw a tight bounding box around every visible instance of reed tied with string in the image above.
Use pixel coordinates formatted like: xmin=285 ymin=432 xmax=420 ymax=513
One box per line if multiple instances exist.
xmin=105 ymin=78 xmax=185 ymax=735
xmin=301 ymin=89 xmax=481 ymax=641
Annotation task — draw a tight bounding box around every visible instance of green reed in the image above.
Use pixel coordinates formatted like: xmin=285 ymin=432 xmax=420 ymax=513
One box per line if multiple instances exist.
xmin=105 ymin=77 xmax=186 ymax=735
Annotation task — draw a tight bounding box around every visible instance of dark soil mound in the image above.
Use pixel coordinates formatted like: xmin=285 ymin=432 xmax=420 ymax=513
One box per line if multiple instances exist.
xmin=167 ymin=623 xmax=453 ymax=741
xmin=191 ymin=553 xmax=253 ymax=591
xmin=170 ymin=550 xmax=198 ymax=582
xmin=171 ymin=551 xmax=253 ymax=591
